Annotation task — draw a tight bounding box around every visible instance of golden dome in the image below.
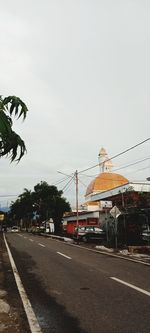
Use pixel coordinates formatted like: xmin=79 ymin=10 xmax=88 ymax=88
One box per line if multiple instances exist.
xmin=85 ymin=172 xmax=129 ymax=197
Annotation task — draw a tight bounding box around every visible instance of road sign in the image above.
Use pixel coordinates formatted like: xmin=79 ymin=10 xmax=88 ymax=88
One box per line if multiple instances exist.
xmin=110 ymin=206 xmax=121 ymax=219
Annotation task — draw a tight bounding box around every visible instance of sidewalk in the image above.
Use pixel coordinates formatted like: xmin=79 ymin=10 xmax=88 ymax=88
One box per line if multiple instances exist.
xmin=40 ymin=232 xmax=150 ymax=264
xmin=0 ymin=233 xmax=30 ymax=333
xmin=94 ymin=245 xmax=150 ymax=264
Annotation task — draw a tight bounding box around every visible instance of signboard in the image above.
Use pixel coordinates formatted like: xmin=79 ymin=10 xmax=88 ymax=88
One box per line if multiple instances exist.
xmin=32 ymin=211 xmax=40 ymax=220
xmin=0 ymin=214 xmax=4 ymax=221
xmin=99 ymin=201 xmax=112 ymax=209
xmin=110 ymin=206 xmax=121 ymax=219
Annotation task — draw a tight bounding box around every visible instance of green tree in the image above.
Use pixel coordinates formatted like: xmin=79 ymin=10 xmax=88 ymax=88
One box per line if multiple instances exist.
xmin=9 ymin=181 xmax=71 ymax=233
xmin=10 ymin=189 xmax=34 ymax=229
xmin=0 ymin=95 xmax=28 ymax=161
xmin=33 ymin=181 xmax=71 ymax=233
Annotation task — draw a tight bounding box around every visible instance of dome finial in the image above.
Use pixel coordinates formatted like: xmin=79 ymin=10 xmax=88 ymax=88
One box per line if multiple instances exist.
xmin=98 ymin=147 xmax=113 ymax=173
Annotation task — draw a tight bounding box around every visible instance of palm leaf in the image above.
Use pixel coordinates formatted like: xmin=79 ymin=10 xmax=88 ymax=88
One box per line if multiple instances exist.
xmin=0 ymin=130 xmax=26 ymax=162
xmin=0 ymin=95 xmax=28 ymax=162
xmin=3 ymin=96 xmax=28 ymax=120
xmin=0 ymin=110 xmax=12 ymax=134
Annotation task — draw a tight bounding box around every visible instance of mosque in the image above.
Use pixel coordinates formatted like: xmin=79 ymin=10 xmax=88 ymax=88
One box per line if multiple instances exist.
xmin=84 ymin=147 xmax=150 ymax=208
xmin=63 ymin=148 xmax=150 ymax=243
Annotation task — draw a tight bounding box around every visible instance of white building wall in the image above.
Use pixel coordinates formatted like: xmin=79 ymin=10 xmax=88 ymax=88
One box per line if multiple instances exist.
xmin=86 ymin=182 xmax=150 ymax=202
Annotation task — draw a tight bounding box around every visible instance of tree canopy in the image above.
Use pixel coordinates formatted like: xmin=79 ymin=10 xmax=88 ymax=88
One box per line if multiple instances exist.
xmin=10 ymin=181 xmax=71 ymax=233
xmin=0 ymin=95 xmax=28 ymax=161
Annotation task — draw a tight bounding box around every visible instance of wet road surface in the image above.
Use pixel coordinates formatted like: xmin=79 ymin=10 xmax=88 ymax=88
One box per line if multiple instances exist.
xmin=6 ymin=232 xmax=150 ymax=333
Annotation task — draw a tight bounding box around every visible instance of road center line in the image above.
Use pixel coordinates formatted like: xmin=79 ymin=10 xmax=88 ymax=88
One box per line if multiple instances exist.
xmin=57 ymin=252 xmax=72 ymax=260
xmin=29 ymin=239 xmax=34 ymax=242
xmin=38 ymin=243 xmax=45 ymax=247
xmin=23 ymin=236 xmax=27 ymax=239
xmin=3 ymin=234 xmax=42 ymax=333
xmin=110 ymin=277 xmax=150 ymax=297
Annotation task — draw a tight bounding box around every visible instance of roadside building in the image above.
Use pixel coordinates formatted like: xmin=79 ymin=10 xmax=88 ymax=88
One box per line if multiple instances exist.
xmin=63 ymin=148 xmax=150 ymax=245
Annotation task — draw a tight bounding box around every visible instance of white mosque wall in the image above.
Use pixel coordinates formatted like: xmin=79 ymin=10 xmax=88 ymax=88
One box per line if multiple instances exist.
xmin=86 ymin=182 xmax=150 ymax=202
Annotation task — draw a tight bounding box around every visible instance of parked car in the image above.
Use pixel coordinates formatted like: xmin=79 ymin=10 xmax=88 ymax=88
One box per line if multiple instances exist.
xmin=73 ymin=225 xmax=106 ymax=243
xmin=11 ymin=226 xmax=19 ymax=232
xmin=142 ymin=229 xmax=150 ymax=243
xmin=30 ymin=226 xmax=41 ymax=234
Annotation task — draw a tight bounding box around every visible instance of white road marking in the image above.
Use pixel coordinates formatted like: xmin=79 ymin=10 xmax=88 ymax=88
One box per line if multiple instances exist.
xmin=38 ymin=243 xmax=45 ymax=247
xmin=57 ymin=252 xmax=72 ymax=260
xmin=110 ymin=277 xmax=150 ymax=297
xmin=29 ymin=239 xmax=34 ymax=242
xmin=3 ymin=234 xmax=42 ymax=333
xmin=23 ymin=236 xmax=27 ymax=239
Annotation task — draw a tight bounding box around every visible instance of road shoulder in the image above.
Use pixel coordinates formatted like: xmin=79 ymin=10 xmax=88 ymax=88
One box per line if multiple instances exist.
xmin=0 ymin=232 xmax=30 ymax=333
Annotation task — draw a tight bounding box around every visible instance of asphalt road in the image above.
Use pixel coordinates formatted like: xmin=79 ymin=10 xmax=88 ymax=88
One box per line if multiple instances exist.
xmin=6 ymin=232 xmax=150 ymax=333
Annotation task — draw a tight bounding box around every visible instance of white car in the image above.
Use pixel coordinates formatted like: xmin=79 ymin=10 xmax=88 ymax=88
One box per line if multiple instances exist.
xmin=142 ymin=229 xmax=150 ymax=242
xmin=11 ymin=226 xmax=19 ymax=232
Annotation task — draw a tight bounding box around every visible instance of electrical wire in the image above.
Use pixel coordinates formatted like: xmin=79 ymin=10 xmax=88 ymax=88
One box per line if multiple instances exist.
xmin=79 ymin=173 xmax=99 ymax=178
xmin=78 ymin=156 xmax=150 ymax=184
xmin=79 ymin=156 xmax=150 ymax=178
xmin=62 ymin=179 xmax=75 ymax=193
xmin=53 ymin=175 xmax=72 ymax=186
xmin=78 ymin=178 xmax=87 ymax=188
xmin=79 ymin=137 xmax=150 ymax=174
xmin=52 ymin=138 xmax=150 ymax=194
xmin=113 ymin=156 xmax=150 ymax=173
xmin=132 ymin=165 xmax=150 ymax=173
xmin=57 ymin=158 xmax=150 ymax=189
xmin=57 ymin=171 xmax=74 ymax=178
xmin=61 ymin=174 xmax=75 ymax=192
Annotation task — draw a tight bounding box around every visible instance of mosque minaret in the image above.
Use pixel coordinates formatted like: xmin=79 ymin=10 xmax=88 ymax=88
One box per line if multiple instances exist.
xmin=98 ymin=147 xmax=113 ymax=173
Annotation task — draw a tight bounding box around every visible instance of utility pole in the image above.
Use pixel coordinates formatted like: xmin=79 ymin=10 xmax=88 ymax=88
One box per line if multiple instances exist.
xmin=75 ymin=170 xmax=79 ymax=227
xmin=115 ymin=214 xmax=117 ymax=250
xmin=121 ymin=192 xmax=125 ymax=208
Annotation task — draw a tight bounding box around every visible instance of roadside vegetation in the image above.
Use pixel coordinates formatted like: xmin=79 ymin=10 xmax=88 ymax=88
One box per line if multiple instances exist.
xmin=9 ymin=181 xmax=71 ymax=234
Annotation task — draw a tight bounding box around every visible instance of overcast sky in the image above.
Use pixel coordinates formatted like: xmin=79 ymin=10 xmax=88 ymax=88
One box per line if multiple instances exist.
xmin=0 ymin=0 xmax=150 ymax=208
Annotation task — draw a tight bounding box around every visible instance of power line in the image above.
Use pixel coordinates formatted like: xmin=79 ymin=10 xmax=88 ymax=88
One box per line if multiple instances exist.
xmin=62 ymin=178 xmax=75 ymax=193
xmin=79 ymin=173 xmax=98 ymax=178
xmin=79 ymin=137 xmax=150 ymax=174
xmin=113 ymin=156 xmax=150 ymax=173
xmin=78 ymin=178 xmax=87 ymax=188
xmin=53 ymin=175 xmax=72 ymax=186
xmin=61 ymin=174 xmax=75 ymax=192
xmin=57 ymin=159 xmax=150 ymax=192
xmin=132 ymin=164 xmax=150 ymax=173
xmin=57 ymin=171 xmax=73 ymax=178
xmin=79 ymin=156 xmax=150 ymax=181
xmin=53 ymin=138 xmax=150 ymax=204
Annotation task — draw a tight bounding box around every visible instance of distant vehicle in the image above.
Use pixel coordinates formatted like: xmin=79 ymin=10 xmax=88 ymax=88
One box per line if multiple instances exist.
xmin=11 ymin=226 xmax=19 ymax=232
xmin=40 ymin=220 xmax=55 ymax=233
xmin=142 ymin=229 xmax=150 ymax=243
xmin=30 ymin=226 xmax=41 ymax=234
xmin=73 ymin=225 xmax=106 ymax=243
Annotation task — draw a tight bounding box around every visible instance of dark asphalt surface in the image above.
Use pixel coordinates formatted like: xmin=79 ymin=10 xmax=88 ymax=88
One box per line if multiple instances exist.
xmin=0 ymin=233 xmax=30 ymax=333
xmin=6 ymin=232 xmax=150 ymax=333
